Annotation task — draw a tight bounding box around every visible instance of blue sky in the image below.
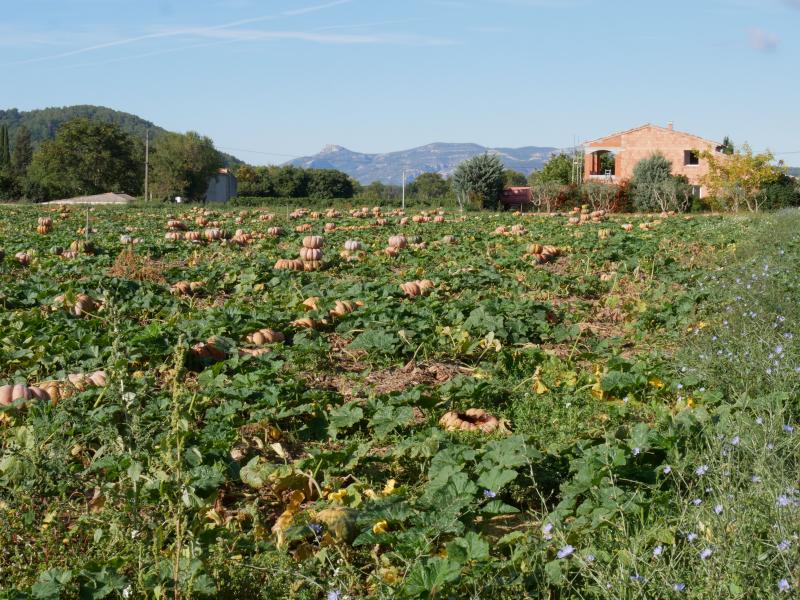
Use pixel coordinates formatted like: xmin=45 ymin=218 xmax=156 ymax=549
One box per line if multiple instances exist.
xmin=3 ymin=0 xmax=799 ymax=165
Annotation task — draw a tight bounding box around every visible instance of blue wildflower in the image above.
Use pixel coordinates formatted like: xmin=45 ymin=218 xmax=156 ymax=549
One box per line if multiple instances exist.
xmin=557 ymin=545 xmax=575 ymax=559
xmin=483 ymin=489 xmax=497 ymax=498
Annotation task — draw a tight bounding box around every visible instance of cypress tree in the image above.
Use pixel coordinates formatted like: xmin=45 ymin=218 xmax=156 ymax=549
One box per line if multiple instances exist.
xmin=11 ymin=126 xmax=33 ymax=176
xmin=0 ymin=125 xmax=9 ymax=168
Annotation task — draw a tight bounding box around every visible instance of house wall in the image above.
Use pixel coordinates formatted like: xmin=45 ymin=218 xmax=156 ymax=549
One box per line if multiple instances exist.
xmin=206 ymin=173 xmax=238 ymax=203
xmin=585 ymin=126 xmax=721 ymax=197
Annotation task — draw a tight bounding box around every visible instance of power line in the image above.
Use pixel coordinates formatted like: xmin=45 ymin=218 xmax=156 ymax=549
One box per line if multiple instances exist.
xmin=216 ymin=145 xmax=301 ymax=159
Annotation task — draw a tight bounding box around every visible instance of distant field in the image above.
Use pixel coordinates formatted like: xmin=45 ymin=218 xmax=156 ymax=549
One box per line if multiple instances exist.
xmin=1 ymin=205 xmax=797 ymax=598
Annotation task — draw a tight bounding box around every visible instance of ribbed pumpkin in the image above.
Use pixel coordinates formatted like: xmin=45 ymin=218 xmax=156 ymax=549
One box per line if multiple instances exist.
xmin=38 ymin=217 xmax=53 ymax=227
xmin=324 ymin=223 xmax=336 ymax=232
xmin=38 ymin=380 xmax=70 ymax=404
xmin=434 ymin=215 xmax=445 ymax=223
xmin=204 ymin=228 xmax=225 ymax=241
xmin=622 ymin=223 xmax=633 ymax=232
xmin=302 ymin=236 xmax=324 ymax=249
xmin=299 ymin=247 xmax=323 ymax=261
xmin=190 ymin=338 xmax=227 ymax=363
xmin=246 ymin=328 xmax=285 ymax=345
xmin=388 ymin=235 xmax=407 ymax=249
xmin=76 ymin=294 xmax=97 ymax=316
xmin=165 ymin=231 xmax=182 ymax=241
xmin=167 ymin=219 xmax=186 ymax=230
xmin=259 ymin=213 xmax=275 ymax=222
xmin=267 ymin=226 xmax=284 ymax=236
xmin=528 ymin=243 xmax=543 ymax=255
xmin=291 ymin=317 xmax=316 ymax=329
xmin=329 ymin=300 xmax=361 ymax=318
xmin=184 ymin=231 xmax=201 ymax=242
xmin=343 ymin=240 xmax=362 ymax=251
xmin=417 ymin=279 xmax=434 ymax=292
xmin=399 ymin=217 xmax=410 ymax=226
xmin=239 ymin=347 xmax=272 ymax=358
xmin=37 ymin=224 xmax=51 ymax=235
xmin=295 ymin=223 xmax=312 ymax=233
xmin=441 ymin=235 xmax=457 ymax=244
xmin=302 ymin=297 xmax=319 ymax=311
xmin=494 ymin=226 xmax=508 ymax=235
xmin=15 ymin=252 xmax=32 ymax=265
xmin=0 ymin=383 xmax=49 ymax=407
xmin=439 ymin=409 xmax=501 ymax=434
xmin=274 ymin=258 xmax=304 ymax=271
xmin=400 ymin=281 xmax=421 ymax=297
xmin=384 ymin=247 xmax=400 ymax=257
xmin=69 ymin=239 xmax=95 ymax=254
xmin=60 ymin=250 xmax=79 ymax=259
xmin=170 ymin=281 xmax=203 ymax=296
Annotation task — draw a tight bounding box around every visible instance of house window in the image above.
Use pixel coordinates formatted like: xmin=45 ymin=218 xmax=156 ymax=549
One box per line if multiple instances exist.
xmin=691 ymin=185 xmax=702 ymax=198
xmin=684 ymin=151 xmax=700 ymax=166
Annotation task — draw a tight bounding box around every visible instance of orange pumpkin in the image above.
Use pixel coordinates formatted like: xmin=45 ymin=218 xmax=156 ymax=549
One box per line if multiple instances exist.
xmin=302 ymin=236 xmax=324 ymax=249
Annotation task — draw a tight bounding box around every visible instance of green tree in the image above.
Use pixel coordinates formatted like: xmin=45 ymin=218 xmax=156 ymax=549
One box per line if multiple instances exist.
xmin=150 ymin=131 xmax=221 ymax=201
xmin=452 ymin=153 xmax=505 ymax=210
xmin=599 ymin=152 xmax=615 ymax=174
xmin=503 ymin=169 xmax=528 ymax=187
xmin=529 ymin=153 xmax=579 ymax=186
xmin=721 ymin=136 xmax=735 ymax=155
xmin=0 ymin=125 xmax=10 ymax=168
xmin=307 ymin=168 xmax=355 ymax=199
xmin=630 ymin=153 xmax=673 ymax=211
xmin=25 ymin=118 xmax=142 ymax=201
xmin=11 ymin=126 xmax=33 ymax=177
xmin=358 ymin=181 xmax=402 ymax=202
xmin=409 ymin=172 xmax=450 ymax=200
xmin=272 ymin=165 xmax=309 ymax=198
xmin=700 ymin=143 xmax=782 ymax=212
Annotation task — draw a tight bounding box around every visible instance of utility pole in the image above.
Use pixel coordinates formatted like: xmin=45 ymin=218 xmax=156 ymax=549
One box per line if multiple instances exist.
xmin=401 ymin=169 xmax=406 ymax=210
xmin=144 ymin=129 xmax=150 ymax=202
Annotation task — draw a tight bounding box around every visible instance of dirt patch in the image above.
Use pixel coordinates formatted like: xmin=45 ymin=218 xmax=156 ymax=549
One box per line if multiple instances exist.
xmin=365 ymin=361 xmax=460 ymax=395
xmin=301 ymin=360 xmax=462 ymax=398
xmin=108 ymin=249 xmax=179 ymax=284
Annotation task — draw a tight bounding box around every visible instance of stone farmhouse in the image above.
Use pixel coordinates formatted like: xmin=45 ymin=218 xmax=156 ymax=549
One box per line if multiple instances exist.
xmin=583 ymin=123 xmax=727 ymax=197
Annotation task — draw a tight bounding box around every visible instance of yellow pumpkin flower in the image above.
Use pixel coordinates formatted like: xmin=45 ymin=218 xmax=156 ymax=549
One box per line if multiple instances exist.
xmin=649 ymin=378 xmax=665 ymax=388
xmin=380 ymin=567 xmax=401 ymax=584
xmin=382 ymin=479 xmax=397 ymax=495
xmin=328 ymin=489 xmax=348 ymax=503
xmin=372 ymin=520 xmax=389 ymax=534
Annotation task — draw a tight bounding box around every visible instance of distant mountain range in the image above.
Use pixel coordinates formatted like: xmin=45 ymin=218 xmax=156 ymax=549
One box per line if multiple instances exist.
xmin=0 ymin=105 xmax=242 ymax=167
xmin=288 ymin=142 xmax=563 ymax=184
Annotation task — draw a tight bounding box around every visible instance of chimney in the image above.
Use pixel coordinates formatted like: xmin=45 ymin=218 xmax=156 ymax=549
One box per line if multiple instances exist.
xmin=667 ymin=121 xmax=674 ymax=130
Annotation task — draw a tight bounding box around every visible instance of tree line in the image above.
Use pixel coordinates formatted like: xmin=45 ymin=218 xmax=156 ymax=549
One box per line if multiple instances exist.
xmin=0 ymin=119 xmax=225 ymax=202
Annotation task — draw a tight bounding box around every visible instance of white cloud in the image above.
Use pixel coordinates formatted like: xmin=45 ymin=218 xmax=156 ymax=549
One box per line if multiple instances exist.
xmin=5 ymin=0 xmax=354 ymax=66
xmin=748 ymin=28 xmax=779 ymax=52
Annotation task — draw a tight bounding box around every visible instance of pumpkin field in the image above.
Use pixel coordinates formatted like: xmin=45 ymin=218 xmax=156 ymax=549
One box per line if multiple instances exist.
xmin=1 ymin=204 xmax=799 ymax=599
